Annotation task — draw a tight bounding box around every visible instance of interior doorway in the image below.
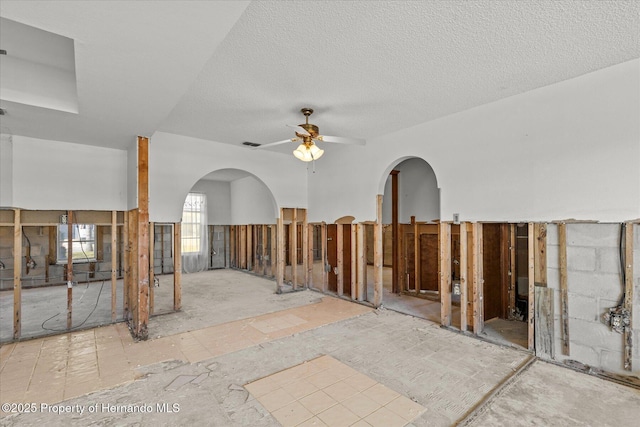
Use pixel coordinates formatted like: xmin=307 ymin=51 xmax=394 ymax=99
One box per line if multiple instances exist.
xmin=480 ymin=223 xmax=528 ymax=348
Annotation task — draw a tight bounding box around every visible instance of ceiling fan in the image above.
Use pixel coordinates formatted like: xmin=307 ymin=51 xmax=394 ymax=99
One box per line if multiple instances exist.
xmin=256 ymin=108 xmax=365 ymax=162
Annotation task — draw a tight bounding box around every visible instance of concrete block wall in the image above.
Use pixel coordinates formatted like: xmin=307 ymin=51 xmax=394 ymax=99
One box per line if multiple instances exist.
xmin=546 ymin=223 xmax=639 ymax=375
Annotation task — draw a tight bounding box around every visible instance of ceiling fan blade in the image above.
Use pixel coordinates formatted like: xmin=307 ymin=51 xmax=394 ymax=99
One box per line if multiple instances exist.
xmin=317 ymin=135 xmax=366 ymax=145
xmin=286 ymin=124 xmax=310 ymax=136
xmin=253 ymin=138 xmax=298 ymax=149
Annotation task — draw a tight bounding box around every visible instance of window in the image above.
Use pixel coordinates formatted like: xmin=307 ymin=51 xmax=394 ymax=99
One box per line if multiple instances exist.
xmin=181 ymin=193 xmax=205 ymax=254
xmin=57 ymin=224 xmax=97 ymax=263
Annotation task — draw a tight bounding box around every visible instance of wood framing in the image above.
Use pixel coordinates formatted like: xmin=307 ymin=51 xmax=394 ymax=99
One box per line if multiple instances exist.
xmin=472 ymin=222 xmax=484 ymax=334
xmin=307 ymin=223 xmax=313 ymax=288
xmin=440 ymin=222 xmax=452 ymax=327
xmin=13 ymin=209 xmax=21 ymax=339
xmin=413 ymin=217 xmax=419 ymax=293
xmin=391 ymin=170 xmax=400 ymax=293
xmin=135 ymin=136 xmax=150 ymax=339
xmin=270 ymin=224 xmax=276 ymax=277
xmin=509 ymin=224 xmax=516 ymax=319
xmin=337 ymin=222 xmax=344 ymax=296
xmin=373 ymin=195 xmax=383 ymax=307
xmin=321 ymin=222 xmax=328 ymax=292
xmin=276 ymin=212 xmax=284 ymax=292
xmin=459 ymin=222 xmax=468 ymax=332
xmin=351 ymin=224 xmax=357 ymax=298
xmin=534 ymin=223 xmax=547 ymax=287
xmin=111 ymin=211 xmax=118 ymax=321
xmin=292 ymin=209 xmax=297 ymax=289
xmin=623 ymin=222 xmax=633 ymax=370
xmin=123 ymin=211 xmax=130 ymax=317
xmin=67 ymin=210 xmax=74 ymax=329
xmin=173 ymin=222 xmax=182 ymax=311
xmin=558 ymin=222 xmax=570 ymax=355
xmin=356 ymin=223 xmax=365 ymax=301
xmin=527 ymin=222 xmax=535 ymax=351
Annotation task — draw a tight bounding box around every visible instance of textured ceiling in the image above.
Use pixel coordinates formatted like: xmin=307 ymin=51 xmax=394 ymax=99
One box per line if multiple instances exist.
xmin=1 ymin=1 xmax=638 ymax=152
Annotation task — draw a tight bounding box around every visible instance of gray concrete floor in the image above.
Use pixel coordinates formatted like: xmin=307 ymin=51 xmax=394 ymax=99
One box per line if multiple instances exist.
xmin=1 ymin=269 xmax=639 ymax=426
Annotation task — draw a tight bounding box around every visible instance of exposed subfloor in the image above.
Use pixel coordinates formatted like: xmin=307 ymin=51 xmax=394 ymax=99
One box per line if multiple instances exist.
xmin=1 ymin=269 xmax=639 ymax=426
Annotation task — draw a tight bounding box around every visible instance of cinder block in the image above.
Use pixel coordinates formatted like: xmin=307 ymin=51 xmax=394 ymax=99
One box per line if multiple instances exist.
xmin=567 ymin=246 xmax=597 ymax=272
xmin=567 ymin=293 xmax=598 ymax=321
xmin=597 ymin=247 xmax=624 ymax=274
xmin=600 ymin=349 xmax=627 ymax=375
xmin=569 ymin=318 xmax=624 ymax=349
xmin=563 ymin=342 xmax=601 ymax=368
xmin=567 ymin=271 xmax=622 ymax=298
xmin=547 ymin=267 xmax=560 ymax=289
xmin=567 ymin=223 xmax=619 ymax=248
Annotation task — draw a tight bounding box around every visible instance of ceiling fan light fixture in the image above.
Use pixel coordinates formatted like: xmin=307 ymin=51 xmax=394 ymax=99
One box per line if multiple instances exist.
xmin=309 ymin=144 xmax=324 ymax=160
xmin=293 ymin=144 xmax=313 ymax=162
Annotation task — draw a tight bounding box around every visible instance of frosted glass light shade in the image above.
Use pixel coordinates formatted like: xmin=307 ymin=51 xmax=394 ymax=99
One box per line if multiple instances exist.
xmin=293 ymin=143 xmax=324 ymax=162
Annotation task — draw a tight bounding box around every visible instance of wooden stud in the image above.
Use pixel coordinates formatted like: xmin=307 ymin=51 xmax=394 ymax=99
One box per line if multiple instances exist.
xmin=270 ymin=224 xmax=276 ymax=277
xmin=135 ymin=137 xmax=150 ymax=338
xmin=413 ymin=217 xmax=419 ymax=293
xmin=500 ymin=223 xmax=511 ymax=318
xmin=528 ymin=222 xmax=535 ymax=351
xmin=623 ymin=223 xmax=633 ymax=370
xmin=111 ymin=211 xmax=118 ymax=321
xmin=351 ymin=223 xmax=357 ymax=299
xmin=307 ymin=223 xmax=313 ymax=288
xmin=558 ymin=222 xmax=570 ymax=355
xmin=321 ymin=222 xmax=328 ymax=292
xmin=356 ymin=223 xmax=365 ymax=301
xmin=373 ymin=195 xmax=383 ymax=307
xmin=262 ymin=224 xmax=268 ymax=276
xmin=440 ymin=222 xmax=452 ymax=327
xmin=149 ymin=221 xmax=155 ymax=316
xmin=337 ymin=221 xmax=344 ymax=296
xmin=123 ymin=211 xmax=129 ymax=318
xmin=459 ymin=222 xmax=468 ymax=332
xmin=534 ymin=223 xmax=547 ymax=286
xmin=13 ymin=209 xmax=22 ymax=339
xmin=67 ymin=210 xmax=74 ymax=329
xmin=302 ymin=210 xmax=309 ymax=288
xmin=173 ymin=222 xmax=182 ymax=311
xmin=276 ymin=212 xmax=284 ymax=292
xmin=509 ymin=224 xmax=516 ymax=319
xmin=391 ymin=170 xmax=400 ymax=293
xmin=472 ymin=222 xmax=484 ymax=334
xmin=128 ymin=209 xmax=139 ymax=325
xmin=292 ymin=209 xmax=297 ymax=290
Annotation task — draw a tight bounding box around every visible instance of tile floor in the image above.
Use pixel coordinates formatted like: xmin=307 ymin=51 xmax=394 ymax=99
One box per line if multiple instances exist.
xmin=0 ymin=297 xmax=371 ymax=416
xmin=245 ymin=355 xmax=424 ymax=427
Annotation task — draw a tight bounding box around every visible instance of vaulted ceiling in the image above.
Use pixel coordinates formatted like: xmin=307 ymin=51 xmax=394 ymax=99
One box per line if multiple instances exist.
xmin=1 ymin=1 xmax=638 ymax=153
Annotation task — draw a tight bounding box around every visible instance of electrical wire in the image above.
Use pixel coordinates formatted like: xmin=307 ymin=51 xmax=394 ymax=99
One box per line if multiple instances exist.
xmin=41 ymin=279 xmax=106 ymax=332
xmin=617 ymin=223 xmax=626 ymax=307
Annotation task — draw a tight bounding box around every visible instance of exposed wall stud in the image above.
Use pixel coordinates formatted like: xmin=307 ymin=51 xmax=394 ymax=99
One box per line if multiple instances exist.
xmin=459 ymin=222 xmax=468 ymax=332
xmin=527 ymin=222 xmax=535 ymax=351
xmin=623 ymin=222 xmax=633 ymax=370
xmin=558 ymin=222 xmax=570 ymax=355
xmin=13 ymin=209 xmax=22 ymax=340
xmin=173 ymin=222 xmax=182 ymax=310
xmin=111 ymin=211 xmax=118 ymax=321
xmin=440 ymin=222 xmax=452 ymax=327
xmin=373 ymin=195 xmax=383 ymax=307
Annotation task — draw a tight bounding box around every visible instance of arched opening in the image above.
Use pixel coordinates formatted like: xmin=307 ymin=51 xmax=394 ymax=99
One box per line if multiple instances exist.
xmin=375 ymin=157 xmax=452 ymax=323
xmin=150 ymin=168 xmax=279 ymax=315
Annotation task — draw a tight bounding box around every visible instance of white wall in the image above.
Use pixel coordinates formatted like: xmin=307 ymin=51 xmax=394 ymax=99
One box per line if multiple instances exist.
xmin=190 ymin=179 xmax=232 ymax=225
xmin=308 ymin=59 xmax=640 ymax=223
xmin=148 ymin=132 xmax=307 ymax=223
xmin=230 ymin=175 xmax=278 ymax=224
xmin=7 ymin=135 xmax=128 ymax=210
xmin=0 ymin=135 xmax=13 ymax=207
xmin=382 ymin=157 xmax=440 ymax=224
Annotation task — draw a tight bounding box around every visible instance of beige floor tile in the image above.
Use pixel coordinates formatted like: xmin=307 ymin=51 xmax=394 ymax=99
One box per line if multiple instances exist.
xmin=364 ymin=406 xmax=407 ymax=427
xmin=384 ymin=395 xmax=424 ymax=421
xmin=316 ymin=403 xmax=360 ymax=427
xmin=296 ymin=416 xmax=328 ymax=426
xmin=63 ymin=380 xmax=99 ymax=400
xmin=271 ymin=400 xmax=314 ymax=427
xmin=256 ymin=387 xmax=297 ymax=412
xmin=341 ymin=393 xmax=382 ymax=418
xmin=362 ymin=383 xmax=401 ymax=406
xmin=299 ymin=390 xmax=338 ymax=415
xmin=350 ymin=421 xmax=373 ymax=427
xmin=323 ymin=380 xmax=359 ymax=401
xmin=306 ymin=370 xmax=342 ymax=389
xmin=245 ymin=376 xmax=282 ymax=398
xmin=281 ymin=378 xmax=319 ymax=400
